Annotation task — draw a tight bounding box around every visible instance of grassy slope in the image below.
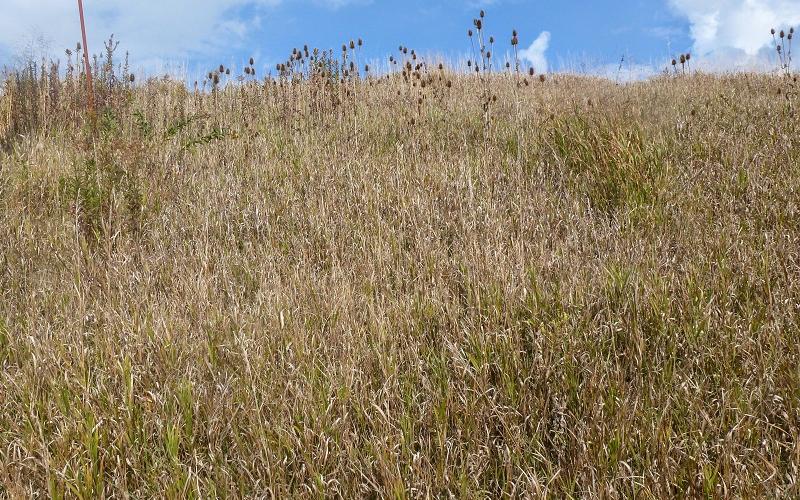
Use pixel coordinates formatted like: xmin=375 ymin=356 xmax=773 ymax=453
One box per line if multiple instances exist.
xmin=1 ymin=73 xmax=799 ymax=497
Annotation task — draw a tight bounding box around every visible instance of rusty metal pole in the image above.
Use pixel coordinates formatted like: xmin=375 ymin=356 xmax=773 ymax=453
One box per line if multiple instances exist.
xmin=77 ymin=0 xmax=95 ymax=116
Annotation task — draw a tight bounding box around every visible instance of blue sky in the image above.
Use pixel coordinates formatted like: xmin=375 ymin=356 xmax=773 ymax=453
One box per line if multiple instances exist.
xmin=2 ymin=1 xmax=799 ymax=79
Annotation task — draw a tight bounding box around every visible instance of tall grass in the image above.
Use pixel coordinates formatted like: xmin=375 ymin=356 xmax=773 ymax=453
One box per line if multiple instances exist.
xmin=0 ymin=28 xmax=799 ymax=497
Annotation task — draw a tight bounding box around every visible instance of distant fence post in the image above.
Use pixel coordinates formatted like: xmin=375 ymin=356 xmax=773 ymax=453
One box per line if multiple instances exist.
xmin=77 ymin=0 xmax=95 ymax=116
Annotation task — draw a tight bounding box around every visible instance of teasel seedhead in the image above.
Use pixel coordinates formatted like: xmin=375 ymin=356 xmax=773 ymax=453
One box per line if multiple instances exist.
xmin=358 ymin=38 xmax=363 ymax=47
xmin=489 ymin=36 xmax=494 ymax=44
xmin=780 ymin=30 xmax=785 ymax=38
xmin=350 ymin=40 xmax=355 ymax=49
xmin=468 ymin=29 xmax=473 ymax=37
xmin=529 ymin=67 xmax=534 ymax=76
xmin=480 ymin=9 xmax=485 ymax=18
xmin=249 ymin=57 xmax=255 ymax=66
xmin=245 ymin=67 xmax=251 ymax=75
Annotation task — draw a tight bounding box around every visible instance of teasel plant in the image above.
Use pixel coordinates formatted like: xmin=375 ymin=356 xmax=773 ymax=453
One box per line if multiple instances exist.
xmin=510 ymin=29 xmax=524 ymax=166
xmin=770 ymin=27 xmax=798 ymax=114
xmin=772 ymin=27 xmax=794 ymax=76
xmin=469 ymin=10 xmax=496 ymax=141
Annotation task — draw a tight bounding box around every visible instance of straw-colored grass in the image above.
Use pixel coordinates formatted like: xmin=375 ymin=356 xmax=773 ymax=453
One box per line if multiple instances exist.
xmin=1 ymin=64 xmax=799 ymax=497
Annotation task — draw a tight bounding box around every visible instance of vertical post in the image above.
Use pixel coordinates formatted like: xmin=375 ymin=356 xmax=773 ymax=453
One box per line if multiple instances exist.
xmin=77 ymin=0 xmax=95 ymax=115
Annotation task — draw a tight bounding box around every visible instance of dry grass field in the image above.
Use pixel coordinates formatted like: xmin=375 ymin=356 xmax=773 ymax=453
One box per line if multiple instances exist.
xmin=1 ymin=44 xmax=799 ymax=497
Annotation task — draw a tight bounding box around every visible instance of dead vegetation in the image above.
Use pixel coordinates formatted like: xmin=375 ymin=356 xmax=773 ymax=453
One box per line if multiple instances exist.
xmin=0 ymin=30 xmax=799 ymax=498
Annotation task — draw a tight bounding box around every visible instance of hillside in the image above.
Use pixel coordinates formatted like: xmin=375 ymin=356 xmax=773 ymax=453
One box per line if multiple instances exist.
xmin=1 ymin=69 xmax=799 ymax=497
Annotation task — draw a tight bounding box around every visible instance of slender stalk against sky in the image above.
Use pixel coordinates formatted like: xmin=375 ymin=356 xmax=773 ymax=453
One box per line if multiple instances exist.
xmin=77 ymin=0 xmax=95 ymax=115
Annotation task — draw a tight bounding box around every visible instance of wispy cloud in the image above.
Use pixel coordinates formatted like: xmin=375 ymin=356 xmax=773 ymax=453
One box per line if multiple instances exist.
xmin=0 ymin=0 xmax=350 ymax=68
xmin=519 ymin=31 xmax=550 ymax=73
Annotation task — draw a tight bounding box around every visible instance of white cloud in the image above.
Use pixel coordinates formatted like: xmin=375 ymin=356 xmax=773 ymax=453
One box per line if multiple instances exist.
xmin=519 ymin=31 xmax=550 ymax=73
xmin=669 ymin=0 xmax=800 ymax=56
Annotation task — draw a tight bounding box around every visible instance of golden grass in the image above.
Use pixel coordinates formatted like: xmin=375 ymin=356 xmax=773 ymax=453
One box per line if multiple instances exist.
xmin=1 ymin=68 xmax=799 ymax=497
